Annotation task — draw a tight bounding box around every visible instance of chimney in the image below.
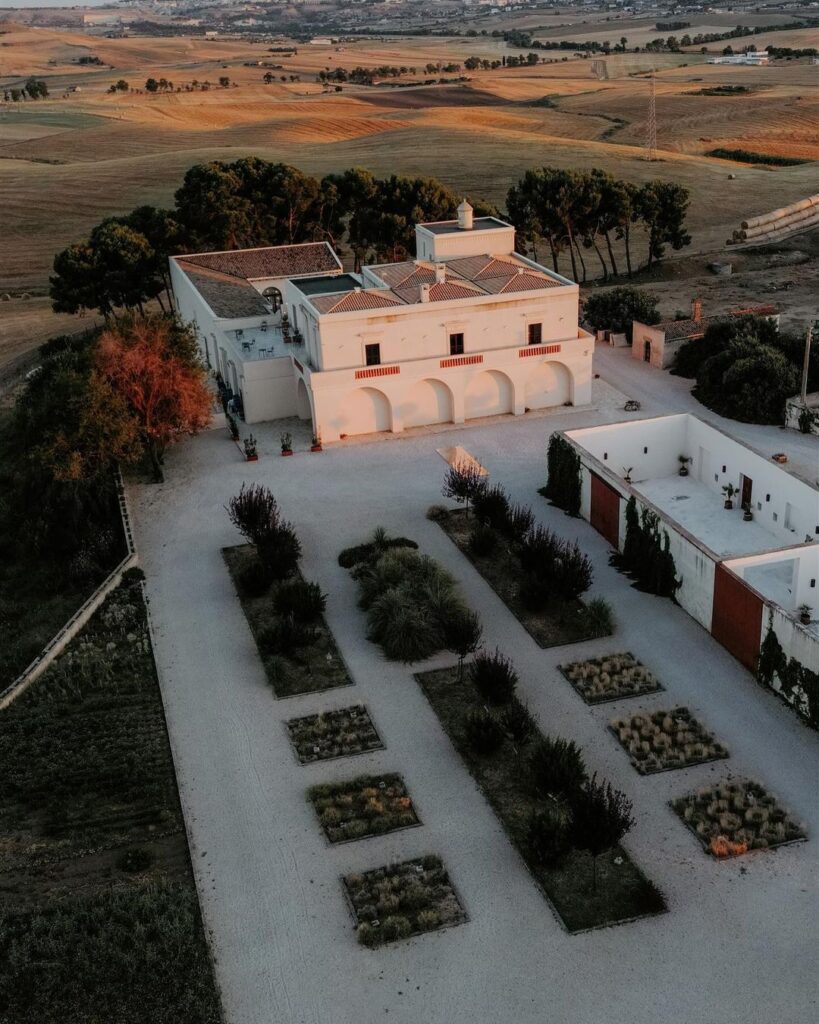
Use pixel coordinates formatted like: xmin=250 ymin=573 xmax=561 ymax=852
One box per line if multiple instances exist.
xmin=435 ymin=264 xmax=446 ymax=283
xmin=420 ymin=283 xmax=431 ymax=303
xmin=692 ymin=297 xmax=702 ymax=322
xmin=457 ymin=199 xmax=473 ymax=231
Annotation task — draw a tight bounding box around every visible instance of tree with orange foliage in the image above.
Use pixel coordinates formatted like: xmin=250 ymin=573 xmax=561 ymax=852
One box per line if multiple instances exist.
xmin=95 ymin=315 xmax=211 ymax=481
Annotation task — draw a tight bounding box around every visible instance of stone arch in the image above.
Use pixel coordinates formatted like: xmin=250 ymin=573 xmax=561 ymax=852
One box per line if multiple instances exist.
xmin=341 ymin=386 xmax=392 ymax=436
xmin=400 ymin=377 xmax=454 ymax=429
xmin=464 ymin=369 xmax=514 ymax=420
xmin=524 ymin=361 xmax=573 ymax=410
xmin=296 ymin=377 xmax=312 ymax=421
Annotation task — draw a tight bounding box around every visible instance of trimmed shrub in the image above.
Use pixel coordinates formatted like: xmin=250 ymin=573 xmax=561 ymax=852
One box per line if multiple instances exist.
xmin=543 ymin=433 xmax=581 ymax=515
xmin=472 ymin=484 xmax=511 ymax=531
xmin=238 ymin=558 xmax=273 ymax=598
xmin=501 ymin=697 xmax=537 ymax=744
xmin=273 ymin=578 xmax=326 ymax=622
xmin=464 ymin=708 xmax=505 ymax=755
xmin=470 ymin=647 xmax=518 ymax=705
xmin=570 ymin=774 xmax=635 ymax=892
xmin=259 ymin=615 xmax=316 ymax=656
xmin=528 ymin=802 xmax=571 ymax=867
xmin=258 ymin=524 xmax=301 ymax=580
xmin=468 ymin=521 xmax=497 ymax=556
xmin=529 ymin=736 xmax=587 ymax=800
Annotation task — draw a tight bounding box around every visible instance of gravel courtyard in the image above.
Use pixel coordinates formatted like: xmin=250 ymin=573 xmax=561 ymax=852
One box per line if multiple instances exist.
xmin=129 ymin=382 xmax=819 ymax=1024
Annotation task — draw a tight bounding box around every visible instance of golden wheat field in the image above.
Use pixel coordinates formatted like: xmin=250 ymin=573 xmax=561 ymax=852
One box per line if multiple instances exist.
xmin=1 ymin=22 xmax=818 ymax=311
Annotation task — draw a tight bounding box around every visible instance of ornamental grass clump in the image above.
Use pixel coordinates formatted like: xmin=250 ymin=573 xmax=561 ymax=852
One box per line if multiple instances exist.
xmin=501 ymin=697 xmax=538 ymax=745
xmin=528 ymin=801 xmax=571 ymax=868
xmin=470 ymin=647 xmax=518 ymax=705
xmin=346 ymin=534 xmax=474 ymax=663
xmin=561 ymin=652 xmax=662 ymax=703
xmin=464 ymin=707 xmax=505 ymax=755
xmin=273 ymin=578 xmax=326 ymax=623
xmin=672 ymin=779 xmax=805 ymax=856
xmin=610 ymin=707 xmax=728 ymax=774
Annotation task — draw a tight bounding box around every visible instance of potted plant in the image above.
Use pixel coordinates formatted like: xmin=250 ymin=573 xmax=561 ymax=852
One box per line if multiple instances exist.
xmin=678 ymin=455 xmax=691 ymax=477
xmin=280 ymin=432 xmax=293 ymax=457
xmin=798 ymin=604 xmax=812 ymax=625
xmin=310 ymin=430 xmax=322 ymax=453
xmin=243 ymin=434 xmax=258 ymax=462
xmin=742 ymin=503 xmax=753 ymax=522
xmin=227 ymin=414 xmax=240 ymax=441
xmin=722 ymin=483 xmax=738 ymax=509
xmin=622 ymin=466 xmax=633 ymax=484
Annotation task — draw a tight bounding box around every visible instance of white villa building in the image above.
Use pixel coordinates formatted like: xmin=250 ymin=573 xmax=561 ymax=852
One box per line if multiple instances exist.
xmin=169 ymin=203 xmax=593 ymax=441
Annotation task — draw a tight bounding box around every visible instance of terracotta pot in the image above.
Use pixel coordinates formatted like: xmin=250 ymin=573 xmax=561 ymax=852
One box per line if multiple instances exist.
xmin=310 ymin=445 xmax=322 ymax=453
xmin=246 ymin=454 xmax=258 ymax=462
xmin=281 ymin=449 xmax=293 ymax=457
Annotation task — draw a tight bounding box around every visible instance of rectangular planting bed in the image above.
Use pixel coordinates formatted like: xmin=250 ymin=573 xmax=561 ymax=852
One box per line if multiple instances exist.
xmin=286 ymin=705 xmax=384 ymax=765
xmin=416 ymin=665 xmax=666 ymax=933
xmin=343 ymin=855 xmax=467 ymax=947
xmin=672 ymin=779 xmax=806 ymax=857
xmin=435 ymin=509 xmax=610 ymax=648
xmin=308 ymin=773 xmax=420 ymax=844
xmin=224 ymin=545 xmax=353 ymax=698
xmin=610 ymin=707 xmax=729 ymax=774
xmin=560 ymin=652 xmax=662 ymax=704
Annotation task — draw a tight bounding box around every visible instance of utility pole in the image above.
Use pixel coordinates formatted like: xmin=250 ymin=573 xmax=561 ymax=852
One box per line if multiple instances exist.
xmin=645 ymin=66 xmax=657 ymax=162
xmin=800 ymin=322 xmax=814 ymax=404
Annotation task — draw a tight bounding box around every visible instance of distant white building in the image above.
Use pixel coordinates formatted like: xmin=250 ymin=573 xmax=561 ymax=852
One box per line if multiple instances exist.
xmin=706 ymin=51 xmax=770 ymax=65
xmin=170 ymin=203 xmax=593 ymax=440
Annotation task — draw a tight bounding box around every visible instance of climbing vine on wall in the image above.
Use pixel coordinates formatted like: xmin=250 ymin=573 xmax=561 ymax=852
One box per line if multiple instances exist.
xmin=613 ymin=496 xmax=680 ymax=598
xmin=758 ymin=617 xmax=819 ymax=728
xmin=542 ymin=433 xmax=581 ymax=516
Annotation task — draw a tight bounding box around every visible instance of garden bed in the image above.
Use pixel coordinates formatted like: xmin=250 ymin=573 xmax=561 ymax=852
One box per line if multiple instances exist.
xmin=434 ymin=509 xmax=609 ymax=648
xmin=308 ymin=773 xmax=420 ymax=843
xmin=416 ymin=665 xmax=666 ymax=933
xmin=343 ymin=854 xmax=467 ymax=947
xmin=610 ymin=707 xmax=729 ymax=774
xmin=287 ymin=705 xmax=384 ymax=764
xmin=672 ymin=779 xmax=806 ymax=857
xmin=224 ymin=545 xmax=353 ymax=698
xmin=560 ymin=652 xmax=663 ymax=704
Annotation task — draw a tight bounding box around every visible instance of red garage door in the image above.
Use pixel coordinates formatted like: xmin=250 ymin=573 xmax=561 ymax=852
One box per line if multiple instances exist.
xmin=711 ymin=563 xmax=764 ymax=672
xmin=590 ymin=473 xmax=621 ymax=549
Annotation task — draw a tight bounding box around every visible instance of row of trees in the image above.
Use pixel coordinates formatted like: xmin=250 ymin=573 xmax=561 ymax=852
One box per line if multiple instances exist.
xmin=507 ymin=167 xmax=691 ymax=281
xmin=50 ymin=160 xmax=497 ymax=316
xmin=3 ymin=78 xmax=48 ymax=102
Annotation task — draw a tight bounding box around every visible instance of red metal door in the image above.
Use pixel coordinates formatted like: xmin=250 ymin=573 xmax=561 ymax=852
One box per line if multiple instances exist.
xmin=590 ymin=473 xmax=621 ymax=549
xmin=711 ymin=563 xmax=764 ymax=672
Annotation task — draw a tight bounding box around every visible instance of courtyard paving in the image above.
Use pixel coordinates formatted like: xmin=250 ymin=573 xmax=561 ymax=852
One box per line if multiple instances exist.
xmin=129 ymin=381 xmax=818 ymax=1024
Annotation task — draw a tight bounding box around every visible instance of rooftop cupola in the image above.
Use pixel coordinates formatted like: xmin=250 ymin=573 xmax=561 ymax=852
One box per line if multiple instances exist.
xmin=457 ymin=199 xmax=473 ymax=231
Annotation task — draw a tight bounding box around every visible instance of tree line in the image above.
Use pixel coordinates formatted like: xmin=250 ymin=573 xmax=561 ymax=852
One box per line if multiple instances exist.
xmin=50 ymin=158 xmax=691 ymax=319
xmin=507 ymin=167 xmax=691 ymax=282
xmin=3 ymin=78 xmax=48 ymax=102
xmin=50 ymin=160 xmax=497 ymax=317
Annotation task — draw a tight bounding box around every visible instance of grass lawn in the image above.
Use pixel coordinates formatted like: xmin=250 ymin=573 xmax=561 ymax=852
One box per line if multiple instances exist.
xmin=308 ymin=773 xmax=420 ymax=843
xmin=0 ymin=574 xmax=222 ymax=1024
xmin=344 ymin=855 xmax=467 ymax=947
xmin=224 ymin=544 xmax=353 ymax=698
xmin=416 ymin=666 xmax=666 ymax=933
xmin=434 ymin=509 xmax=610 ymax=648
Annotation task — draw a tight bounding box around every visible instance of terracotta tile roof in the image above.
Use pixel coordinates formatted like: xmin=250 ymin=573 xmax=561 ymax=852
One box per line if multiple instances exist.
xmin=177 ymin=242 xmax=341 ymax=281
xmin=393 ymin=280 xmax=484 ymax=304
xmin=309 ymin=290 xmax=405 ymax=314
xmin=175 ymin=262 xmax=271 ymax=319
xmin=480 ymin=272 xmax=563 ymax=294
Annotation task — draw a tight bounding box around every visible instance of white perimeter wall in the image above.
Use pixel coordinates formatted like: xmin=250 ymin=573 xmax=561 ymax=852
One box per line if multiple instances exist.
xmin=569 ymin=414 xmax=819 ymax=547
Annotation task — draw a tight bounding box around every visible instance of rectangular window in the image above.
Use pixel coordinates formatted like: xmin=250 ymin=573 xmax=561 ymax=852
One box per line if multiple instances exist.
xmin=365 ymin=343 xmax=381 ymax=366
xmin=449 ymin=332 xmax=465 ymax=356
xmin=527 ymin=323 xmax=543 ymax=345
